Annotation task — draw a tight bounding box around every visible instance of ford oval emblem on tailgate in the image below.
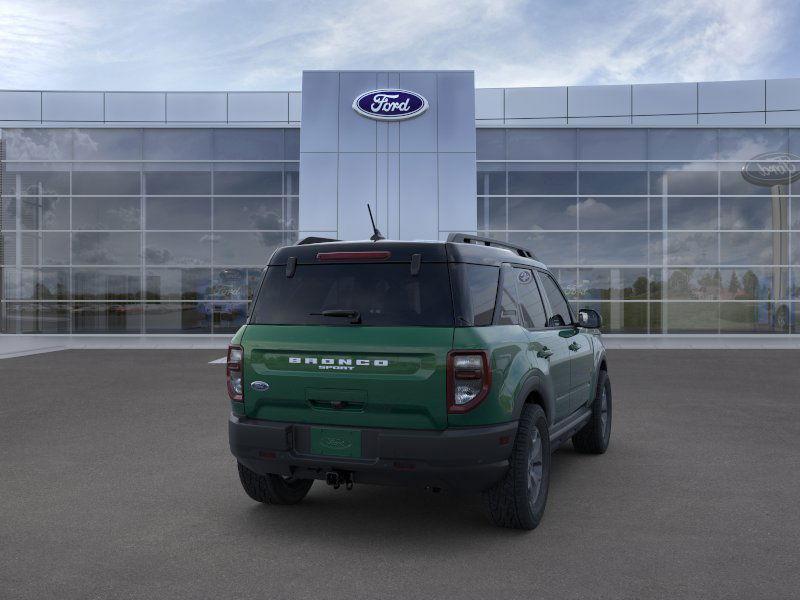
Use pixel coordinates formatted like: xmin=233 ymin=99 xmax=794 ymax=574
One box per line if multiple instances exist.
xmin=250 ymin=381 xmax=270 ymax=392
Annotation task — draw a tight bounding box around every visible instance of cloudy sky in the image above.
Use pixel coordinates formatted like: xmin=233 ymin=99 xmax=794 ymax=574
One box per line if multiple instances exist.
xmin=1 ymin=0 xmax=798 ymax=90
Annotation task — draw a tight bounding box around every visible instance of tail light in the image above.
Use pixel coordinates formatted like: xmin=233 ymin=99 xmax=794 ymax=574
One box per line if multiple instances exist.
xmin=447 ymin=350 xmax=491 ymax=413
xmin=227 ymin=344 xmax=244 ymax=401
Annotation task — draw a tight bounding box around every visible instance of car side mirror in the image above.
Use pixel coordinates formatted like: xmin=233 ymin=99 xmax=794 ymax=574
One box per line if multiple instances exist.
xmin=577 ymin=308 xmax=602 ymax=329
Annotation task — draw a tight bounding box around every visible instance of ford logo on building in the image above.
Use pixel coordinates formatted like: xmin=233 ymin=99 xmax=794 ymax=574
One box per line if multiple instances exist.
xmin=352 ymin=89 xmax=428 ymax=121
xmin=741 ymin=152 xmax=800 ymax=187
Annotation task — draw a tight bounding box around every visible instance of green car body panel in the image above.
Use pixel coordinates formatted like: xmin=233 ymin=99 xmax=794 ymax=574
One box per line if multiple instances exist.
xmin=227 ymin=237 xmax=609 ymax=495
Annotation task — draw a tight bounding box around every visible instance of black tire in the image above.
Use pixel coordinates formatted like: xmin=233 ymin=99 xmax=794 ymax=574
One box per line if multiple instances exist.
xmin=237 ymin=462 xmax=314 ymax=505
xmin=572 ymin=370 xmax=612 ymax=454
xmin=483 ymin=404 xmax=551 ymax=530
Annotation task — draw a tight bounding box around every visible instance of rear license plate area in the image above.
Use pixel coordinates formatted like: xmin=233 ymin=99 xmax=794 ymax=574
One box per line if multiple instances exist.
xmin=310 ymin=427 xmax=362 ymax=458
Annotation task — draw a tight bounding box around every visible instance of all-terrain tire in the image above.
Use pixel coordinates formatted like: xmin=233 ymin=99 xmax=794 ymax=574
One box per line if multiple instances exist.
xmin=572 ymin=370 xmax=612 ymax=454
xmin=483 ymin=404 xmax=551 ymax=530
xmin=237 ymin=462 xmax=314 ymax=505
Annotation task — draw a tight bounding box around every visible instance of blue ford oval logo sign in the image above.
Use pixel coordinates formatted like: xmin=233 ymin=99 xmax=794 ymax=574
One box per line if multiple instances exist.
xmin=742 ymin=152 xmax=800 ymax=186
xmin=352 ymin=89 xmax=428 ymax=121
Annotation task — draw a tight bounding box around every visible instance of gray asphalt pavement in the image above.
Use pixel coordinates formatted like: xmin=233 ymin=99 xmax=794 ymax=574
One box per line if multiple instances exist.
xmin=1 ymin=349 xmax=799 ymax=599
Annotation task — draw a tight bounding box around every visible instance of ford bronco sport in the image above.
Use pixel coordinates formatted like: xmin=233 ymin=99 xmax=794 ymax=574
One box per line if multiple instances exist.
xmin=228 ymin=233 xmax=611 ymax=530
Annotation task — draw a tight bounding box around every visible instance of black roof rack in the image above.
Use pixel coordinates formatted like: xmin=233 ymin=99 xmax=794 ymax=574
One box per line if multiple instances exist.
xmin=446 ymin=233 xmax=537 ymax=259
xmin=296 ymin=236 xmax=339 ymax=245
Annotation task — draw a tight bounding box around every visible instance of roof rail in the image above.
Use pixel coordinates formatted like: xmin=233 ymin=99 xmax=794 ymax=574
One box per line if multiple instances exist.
xmin=446 ymin=233 xmax=536 ymax=259
xmin=296 ymin=236 xmax=339 ymax=245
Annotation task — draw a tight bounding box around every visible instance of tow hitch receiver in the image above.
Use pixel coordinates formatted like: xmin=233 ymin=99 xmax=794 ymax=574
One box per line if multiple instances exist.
xmin=325 ymin=470 xmax=354 ymax=490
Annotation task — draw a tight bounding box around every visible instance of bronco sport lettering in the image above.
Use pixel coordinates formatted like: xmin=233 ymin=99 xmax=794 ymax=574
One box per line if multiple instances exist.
xmin=228 ymin=233 xmax=612 ymax=530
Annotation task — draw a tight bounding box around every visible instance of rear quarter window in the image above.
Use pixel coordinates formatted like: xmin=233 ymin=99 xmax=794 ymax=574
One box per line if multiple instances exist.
xmin=250 ymin=263 xmax=454 ymax=327
xmin=449 ymin=264 xmax=499 ymax=326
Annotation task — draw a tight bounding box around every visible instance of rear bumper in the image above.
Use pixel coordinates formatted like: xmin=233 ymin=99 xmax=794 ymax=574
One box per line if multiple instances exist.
xmin=229 ymin=415 xmax=517 ymax=492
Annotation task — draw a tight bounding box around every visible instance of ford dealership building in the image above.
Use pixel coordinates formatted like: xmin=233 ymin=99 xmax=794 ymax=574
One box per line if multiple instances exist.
xmin=1 ymin=70 xmax=799 ymax=338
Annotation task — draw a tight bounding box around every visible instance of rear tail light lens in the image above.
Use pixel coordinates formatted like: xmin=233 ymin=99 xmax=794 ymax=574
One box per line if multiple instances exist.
xmin=447 ymin=351 xmax=491 ymax=413
xmin=227 ymin=345 xmax=243 ymax=401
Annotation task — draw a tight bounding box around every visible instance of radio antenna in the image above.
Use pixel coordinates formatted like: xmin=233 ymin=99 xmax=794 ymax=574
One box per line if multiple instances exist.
xmin=367 ymin=204 xmax=385 ymax=241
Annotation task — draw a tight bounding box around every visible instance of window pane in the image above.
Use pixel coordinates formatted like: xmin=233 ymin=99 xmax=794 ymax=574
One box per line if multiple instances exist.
xmin=549 ymin=267 xmax=578 ymax=300
xmin=648 ymin=129 xmax=717 ymax=161
xmin=72 ymin=232 xmax=140 ymax=265
xmin=720 ymin=197 xmax=784 ymax=230
xmin=579 ymin=171 xmax=647 ymax=195
xmin=578 ymin=197 xmax=647 ymax=230
xmin=72 ymin=197 xmax=140 ymax=230
xmin=666 ymin=268 xmax=720 ymax=300
xmin=496 ymin=267 xmax=519 ymax=326
xmin=720 ymin=168 xmax=774 ymax=195
xmin=718 ymin=129 xmax=788 ymax=160
xmin=2 ymin=303 xmax=70 ymax=333
xmin=214 ymin=129 xmax=283 ymax=160
xmin=539 ymin=272 xmax=571 ymax=326
xmin=212 ymin=267 xmax=263 ymax=301
xmin=509 ymin=197 xmax=576 ymax=230
xmin=7 ymin=268 xmax=69 ymax=300
xmin=72 ymin=268 xmax=141 ymax=300
xmin=73 ymin=129 xmax=141 ymax=160
xmin=478 ymin=197 xmax=506 ymax=230
xmin=145 ymin=232 xmax=212 ymax=265
xmin=508 ymin=232 xmax=577 ymax=265
xmin=450 ymin=263 xmax=498 ymax=327
xmin=144 ymin=171 xmax=211 ymax=195
xmin=577 ymin=268 xmax=649 ymax=300
xmin=72 ymin=171 xmax=140 ymax=196
xmin=9 ymin=170 xmax=70 ymax=195
xmin=145 ymin=197 xmax=211 ymax=230
xmin=578 ymin=129 xmax=646 ymax=160
xmin=146 ymin=268 xmax=212 ymax=301
xmin=668 ymin=197 xmax=718 ymax=230
xmin=720 ymin=302 xmax=779 ymax=333
xmin=213 ymin=169 xmax=282 ymax=195
xmin=666 ymin=232 xmax=718 ymax=265
xmin=4 ymin=129 xmax=72 ymax=160
xmin=19 ymin=232 xmax=70 ymax=265
xmin=73 ymin=303 xmax=142 ymax=333
xmin=579 ymin=233 xmax=649 ymax=265
xmin=285 ymin=129 xmax=300 ymax=159
xmin=719 ymin=267 xmax=784 ymax=301
xmin=649 ymin=169 xmax=717 ymax=195
xmin=580 ymin=301 xmax=648 ymax=334
xmin=515 ymin=268 xmax=547 ymax=328
xmin=1 ymin=197 xmax=16 ymax=227
xmin=213 ymin=232 xmax=283 ymax=266
xmin=720 ymin=232 xmax=776 ymax=265
xmin=508 ymin=169 xmax=576 ymax=195
xmin=143 ymin=129 xmax=213 ymax=160
xmin=144 ymin=303 xmax=212 ymax=333
xmin=477 ymin=165 xmax=506 ymax=195
xmin=507 ymin=129 xmax=576 ymax=160
xmin=664 ymin=302 xmax=719 ymax=333
xmin=213 ymin=197 xmax=284 ymax=230
xmin=213 ymin=303 xmax=249 ymax=333
xmin=476 ymin=129 xmax=505 ymax=160
xmin=20 ymin=196 xmax=69 ymax=230
xmin=284 ymin=164 xmax=299 ymax=196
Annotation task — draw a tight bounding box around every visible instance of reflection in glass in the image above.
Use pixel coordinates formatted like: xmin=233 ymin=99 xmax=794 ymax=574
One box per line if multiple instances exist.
xmin=8 ymin=170 xmax=70 ymax=196
xmin=649 ymin=169 xmax=717 ymax=195
xmin=72 ymin=171 xmax=141 ymax=195
xmin=213 ymin=197 xmax=283 ymax=230
xmin=508 ymin=169 xmax=576 ymax=195
xmin=144 ymin=171 xmax=211 ymax=195
xmin=72 ymin=232 xmax=140 ymax=265
xmin=144 ymin=303 xmax=211 ymax=333
xmin=73 ymin=129 xmax=141 ymax=160
xmin=477 ymin=167 xmax=506 ymax=195
xmin=579 ymin=233 xmax=649 ymax=266
xmin=664 ymin=302 xmax=719 ymax=333
xmin=213 ymin=169 xmax=282 ymax=195
xmin=145 ymin=232 xmax=212 ymax=266
xmin=666 ymin=268 xmax=720 ymax=300
xmin=719 ymin=302 xmax=778 ymax=333
xmin=579 ymin=171 xmax=647 ymax=195
xmin=507 ymin=129 xmax=575 ymax=160
xmin=143 ymin=129 xmax=213 ymax=160
xmin=20 ymin=196 xmax=69 ymax=230
xmin=212 ymin=268 xmax=262 ymax=301
xmin=719 ymin=267 xmax=785 ymax=301
xmin=668 ymin=197 xmax=718 ymax=230
xmin=579 ymin=301 xmax=648 ymax=333
xmin=509 ymin=197 xmax=576 ymax=230
xmin=720 ymin=197 xmax=784 ymax=230
xmin=577 ymin=268 xmax=649 ymax=300
xmin=72 ymin=197 xmax=140 ymax=230
xmin=476 ymin=129 xmax=505 ymax=160
xmin=648 ymin=129 xmax=717 ymax=161
xmin=477 ymin=197 xmax=505 ymax=230
xmin=7 ymin=268 xmax=69 ymax=300
xmin=19 ymin=232 xmax=70 ymax=265
xmin=507 ymin=232 xmax=577 ymax=266
xmin=72 ymin=268 xmax=141 ymax=301
xmin=718 ymin=129 xmax=788 ymax=160
xmin=145 ymin=197 xmax=211 ymax=230
xmin=212 ymin=232 xmax=284 ymax=266
xmin=145 ymin=268 xmax=212 ymax=301
xmin=2 ymin=302 xmax=70 ymax=333
xmin=213 ymin=129 xmax=283 ymax=160
xmin=720 ymin=232 xmax=776 ymax=265
xmin=578 ymin=129 xmax=646 ymax=160
xmin=578 ymin=197 xmax=646 ymax=230
xmin=666 ymin=232 xmax=718 ymax=265
xmin=72 ymin=303 xmax=143 ymax=333
xmin=213 ymin=302 xmax=249 ymax=333
xmin=4 ymin=129 xmax=73 ymax=160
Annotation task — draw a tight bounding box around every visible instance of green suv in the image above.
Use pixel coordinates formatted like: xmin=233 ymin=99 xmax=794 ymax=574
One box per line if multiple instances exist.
xmin=228 ymin=234 xmax=611 ymax=529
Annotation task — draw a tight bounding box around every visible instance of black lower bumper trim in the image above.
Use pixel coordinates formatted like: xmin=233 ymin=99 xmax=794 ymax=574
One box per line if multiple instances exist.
xmin=229 ymin=415 xmax=517 ymax=492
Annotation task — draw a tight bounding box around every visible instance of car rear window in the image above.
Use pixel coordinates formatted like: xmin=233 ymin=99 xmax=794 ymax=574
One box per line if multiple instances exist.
xmin=250 ymin=263 xmax=454 ymax=326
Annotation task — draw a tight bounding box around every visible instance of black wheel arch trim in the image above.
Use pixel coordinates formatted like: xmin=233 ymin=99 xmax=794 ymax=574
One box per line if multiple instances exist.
xmin=511 ymin=371 xmax=555 ymax=426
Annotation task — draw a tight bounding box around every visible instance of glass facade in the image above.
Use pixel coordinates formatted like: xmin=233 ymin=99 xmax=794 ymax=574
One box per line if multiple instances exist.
xmin=477 ymin=128 xmax=800 ymax=335
xmin=0 ymin=128 xmax=299 ymax=334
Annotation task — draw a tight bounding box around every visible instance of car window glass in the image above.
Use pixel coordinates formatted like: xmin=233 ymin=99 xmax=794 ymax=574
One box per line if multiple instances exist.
xmin=540 ymin=272 xmax=572 ymax=327
xmin=514 ymin=268 xmax=547 ymax=328
xmin=496 ymin=266 xmax=519 ymax=325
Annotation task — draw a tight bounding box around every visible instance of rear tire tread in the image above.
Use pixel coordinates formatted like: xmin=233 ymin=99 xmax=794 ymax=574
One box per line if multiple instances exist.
xmin=237 ymin=462 xmax=313 ymax=505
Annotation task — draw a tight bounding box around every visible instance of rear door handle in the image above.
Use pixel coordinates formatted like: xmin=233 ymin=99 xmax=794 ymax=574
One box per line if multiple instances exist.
xmin=536 ymin=346 xmax=553 ymax=359
xmin=568 ymin=342 xmax=581 ymax=352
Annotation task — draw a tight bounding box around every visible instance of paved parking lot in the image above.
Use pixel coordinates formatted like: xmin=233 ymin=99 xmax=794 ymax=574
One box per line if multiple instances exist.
xmin=1 ymin=349 xmax=799 ymax=599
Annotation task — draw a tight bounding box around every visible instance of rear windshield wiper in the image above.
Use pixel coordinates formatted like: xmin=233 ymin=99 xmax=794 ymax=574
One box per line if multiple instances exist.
xmin=310 ymin=309 xmax=362 ymax=324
